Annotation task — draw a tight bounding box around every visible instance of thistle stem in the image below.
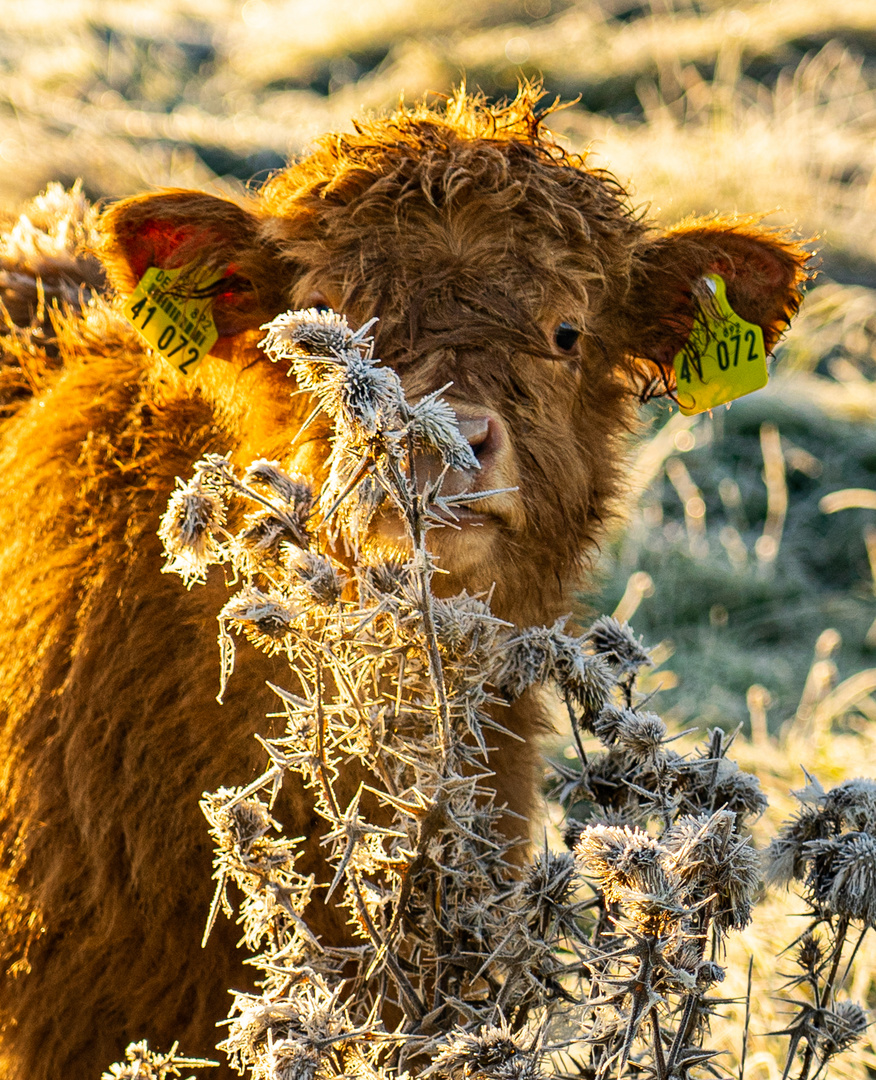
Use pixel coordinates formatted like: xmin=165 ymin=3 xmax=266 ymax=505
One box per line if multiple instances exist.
xmin=795 ymin=917 xmax=850 ymax=1080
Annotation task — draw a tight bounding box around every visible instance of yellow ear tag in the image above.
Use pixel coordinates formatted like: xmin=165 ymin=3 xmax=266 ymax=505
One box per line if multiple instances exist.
xmin=123 ymin=263 xmax=220 ymax=377
xmin=672 ymin=273 xmax=768 ymax=416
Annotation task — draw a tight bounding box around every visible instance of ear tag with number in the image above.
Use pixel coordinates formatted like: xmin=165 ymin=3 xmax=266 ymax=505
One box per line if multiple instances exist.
xmin=123 ymin=263 xmax=220 ymax=377
xmin=672 ymin=273 xmax=768 ymax=415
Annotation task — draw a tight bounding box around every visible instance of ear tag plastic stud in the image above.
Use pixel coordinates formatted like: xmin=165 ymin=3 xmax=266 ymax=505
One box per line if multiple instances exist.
xmin=673 ymin=273 xmax=768 ymax=415
xmin=123 ymin=263 xmax=220 ymax=377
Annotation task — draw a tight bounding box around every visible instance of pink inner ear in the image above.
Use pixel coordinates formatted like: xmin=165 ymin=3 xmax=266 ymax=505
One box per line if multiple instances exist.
xmin=127 ymin=221 xmax=225 ymax=280
xmin=124 ymin=221 xmax=253 ymax=338
xmin=706 ymin=245 xmax=789 ymax=291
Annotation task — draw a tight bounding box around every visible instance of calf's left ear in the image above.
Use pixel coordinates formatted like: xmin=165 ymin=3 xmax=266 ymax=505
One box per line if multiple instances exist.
xmin=622 ymin=218 xmax=812 ymax=389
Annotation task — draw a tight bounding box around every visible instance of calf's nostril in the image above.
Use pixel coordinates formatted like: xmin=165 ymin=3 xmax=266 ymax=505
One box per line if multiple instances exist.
xmin=456 ymin=417 xmax=492 ymax=462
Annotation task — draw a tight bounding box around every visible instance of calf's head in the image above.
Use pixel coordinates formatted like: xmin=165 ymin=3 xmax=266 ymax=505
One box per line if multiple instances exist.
xmin=100 ymin=88 xmax=809 ymax=626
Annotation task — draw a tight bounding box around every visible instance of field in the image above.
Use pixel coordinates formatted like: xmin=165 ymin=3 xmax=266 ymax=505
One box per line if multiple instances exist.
xmin=2 ymin=1 xmax=876 ymax=1076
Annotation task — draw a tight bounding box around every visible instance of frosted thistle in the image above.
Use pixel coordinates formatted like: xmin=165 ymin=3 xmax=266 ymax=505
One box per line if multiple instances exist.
xmin=819 ymin=1001 xmax=870 ymax=1059
xmin=431 ymin=594 xmax=506 ymax=663
xmin=244 ymin=459 xmax=315 ymax=515
xmin=260 ymin=307 xmax=359 ymax=358
xmin=101 ymin=1041 xmax=217 ymax=1080
xmin=493 ymin=622 xmax=614 ymax=719
xmin=795 ymin=930 xmax=824 ymax=975
xmin=820 ymin=777 xmax=876 ymax=832
xmin=764 ymin=776 xmax=869 ymax=889
xmin=426 ymin=1023 xmax=545 ymax=1080
xmin=150 ymin=303 xmax=875 ymax=1080
xmin=663 ymin=811 xmax=760 ymax=933
xmin=237 ymin=511 xmax=302 ymax=566
xmin=189 ymin=451 xmax=240 ymax=495
xmin=518 ymin=849 xmax=586 ymax=942
xmin=574 ymin=825 xmax=686 ymax=934
xmin=220 ymin=587 xmax=302 ymax=646
xmin=285 ymin=548 xmax=348 ymax=607
xmin=593 ymin=705 xmax=667 ymax=764
xmin=410 ymin=391 xmax=480 ymax=473
xmin=217 ymin=586 xmax=303 ymax=697
xmin=675 ymin=735 xmax=767 ymax=823
xmin=314 ymin=351 xmax=403 ymax=437
xmin=219 ymin=983 xmax=358 ymax=1080
xmin=158 ymin=478 xmax=226 ymax=587
xmin=804 ymin=832 xmax=876 ymax=925
xmin=585 ymin=615 xmax=651 ymax=676
xmin=263 ymin=312 xmax=402 ymax=439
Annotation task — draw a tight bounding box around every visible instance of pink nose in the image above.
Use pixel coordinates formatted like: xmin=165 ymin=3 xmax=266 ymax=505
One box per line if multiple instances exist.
xmin=414 ymin=412 xmax=502 ymax=497
xmin=455 ymin=415 xmax=497 ymax=468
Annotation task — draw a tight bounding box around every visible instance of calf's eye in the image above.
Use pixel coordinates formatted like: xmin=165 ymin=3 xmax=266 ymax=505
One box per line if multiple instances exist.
xmin=554 ymin=322 xmax=580 ymax=353
xmin=305 ymin=292 xmax=333 ymax=313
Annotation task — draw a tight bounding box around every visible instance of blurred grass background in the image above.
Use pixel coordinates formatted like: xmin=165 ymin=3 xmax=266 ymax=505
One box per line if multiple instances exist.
xmin=3 ymin=4 xmax=876 ymax=1072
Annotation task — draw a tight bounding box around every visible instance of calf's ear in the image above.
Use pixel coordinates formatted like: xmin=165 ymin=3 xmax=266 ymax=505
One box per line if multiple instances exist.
xmin=623 ymin=218 xmax=812 ymax=391
xmin=99 ymin=190 xmax=290 ymax=339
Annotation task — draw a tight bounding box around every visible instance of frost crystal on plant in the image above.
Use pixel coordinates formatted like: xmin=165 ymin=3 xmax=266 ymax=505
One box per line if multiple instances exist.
xmin=244 ymin=459 xmax=315 ymax=512
xmin=158 ymin=479 xmax=226 ymax=586
xmin=260 ymin=307 xmax=358 ymax=358
xmin=586 ymin=615 xmax=651 ymax=676
xmin=410 ymin=392 xmax=480 ymax=473
xmin=101 ymin=1041 xmax=216 ymax=1080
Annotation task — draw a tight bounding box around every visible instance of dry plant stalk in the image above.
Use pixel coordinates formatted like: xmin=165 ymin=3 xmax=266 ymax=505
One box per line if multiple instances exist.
xmin=106 ymin=310 xmax=872 ymax=1080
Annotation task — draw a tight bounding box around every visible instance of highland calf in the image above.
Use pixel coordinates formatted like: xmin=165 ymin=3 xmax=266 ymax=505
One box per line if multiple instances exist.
xmin=0 ymin=88 xmax=807 ymax=1079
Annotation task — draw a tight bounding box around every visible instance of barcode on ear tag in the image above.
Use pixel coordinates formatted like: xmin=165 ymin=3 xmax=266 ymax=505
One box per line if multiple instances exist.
xmin=673 ymin=274 xmax=768 ymax=416
xmin=123 ymin=263 xmax=220 ymax=377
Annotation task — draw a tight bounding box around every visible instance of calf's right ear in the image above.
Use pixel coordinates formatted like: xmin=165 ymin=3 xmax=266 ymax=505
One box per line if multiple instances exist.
xmin=99 ymin=190 xmax=290 ymax=339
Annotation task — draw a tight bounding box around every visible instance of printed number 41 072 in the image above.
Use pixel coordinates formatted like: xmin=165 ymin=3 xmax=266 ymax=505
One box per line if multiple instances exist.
xmin=129 ymin=296 xmax=201 ymax=374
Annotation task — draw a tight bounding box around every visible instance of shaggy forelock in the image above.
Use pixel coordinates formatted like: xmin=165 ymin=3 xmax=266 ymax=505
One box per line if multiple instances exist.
xmin=260 ymin=86 xmax=644 ymax=339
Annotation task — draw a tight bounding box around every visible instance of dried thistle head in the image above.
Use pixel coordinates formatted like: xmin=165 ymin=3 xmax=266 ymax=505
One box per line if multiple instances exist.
xmin=157 ymin=479 xmax=226 ymax=586
xmin=286 ymin=548 xmax=348 ymax=607
xmin=763 ymin=774 xmax=875 ymax=890
xmin=237 ymin=510 xmax=302 ymax=567
xmin=220 ymin=982 xmax=355 ymax=1080
xmin=593 ymin=705 xmax=667 ymax=765
xmin=585 ymin=616 xmax=651 ymax=677
xmin=260 ymin=1037 xmax=320 ymax=1080
xmin=260 ymin=307 xmax=360 ymax=358
xmin=804 ymin=832 xmax=876 ymax=925
xmin=220 ymin=587 xmax=302 ymax=649
xmin=357 ymin=558 xmax=413 ymax=599
xmin=574 ymin=825 xmax=686 ymax=934
xmin=570 ymin=748 xmax=646 ymax=821
xmin=263 ymin=311 xmax=401 ymax=440
xmin=244 ymin=459 xmax=316 ymax=515
xmin=431 ymin=594 xmax=505 ymax=664
xmin=676 ymin=751 xmax=767 ymax=824
xmin=518 ymin=849 xmax=584 ymax=939
xmin=796 ymin=930 xmax=824 ymax=974
xmin=663 ymin=811 xmax=760 ymax=933
xmin=410 ymin=392 xmax=480 ymax=473
xmin=494 ymin=622 xmax=614 ymax=719
xmin=426 ymin=1023 xmax=544 ymax=1080
xmin=101 ymin=1041 xmax=216 ymax=1080
xmin=821 ymin=778 xmax=876 ymax=832
xmin=818 ymin=1001 xmax=870 ymax=1060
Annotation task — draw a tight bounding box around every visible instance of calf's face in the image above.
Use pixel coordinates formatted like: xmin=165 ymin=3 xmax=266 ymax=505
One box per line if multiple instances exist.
xmin=101 ymin=91 xmax=809 ymax=624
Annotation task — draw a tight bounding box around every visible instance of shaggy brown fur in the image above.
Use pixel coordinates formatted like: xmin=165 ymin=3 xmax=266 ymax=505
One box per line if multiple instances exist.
xmin=0 ymin=87 xmax=809 ymax=1079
